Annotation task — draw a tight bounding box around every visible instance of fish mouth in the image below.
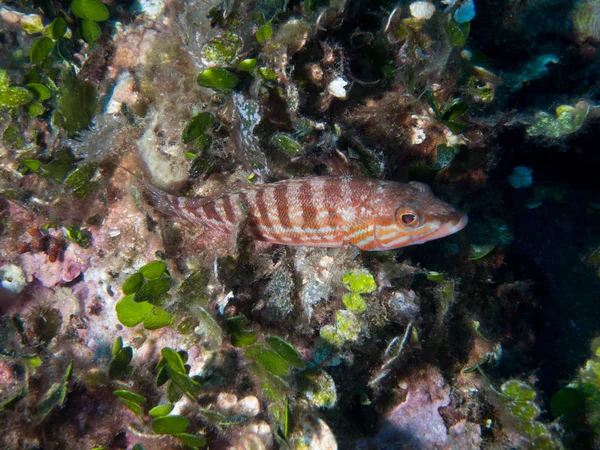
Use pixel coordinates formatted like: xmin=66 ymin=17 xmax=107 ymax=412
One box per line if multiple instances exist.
xmin=437 ymin=214 xmax=468 ymax=238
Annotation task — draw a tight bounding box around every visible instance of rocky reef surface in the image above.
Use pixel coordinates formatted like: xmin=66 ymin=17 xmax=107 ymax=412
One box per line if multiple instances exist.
xmin=1 ymin=0 xmax=600 ymax=449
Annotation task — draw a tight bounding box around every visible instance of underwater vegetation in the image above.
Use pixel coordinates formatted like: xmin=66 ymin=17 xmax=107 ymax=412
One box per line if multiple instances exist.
xmin=1 ymin=0 xmax=600 ymax=449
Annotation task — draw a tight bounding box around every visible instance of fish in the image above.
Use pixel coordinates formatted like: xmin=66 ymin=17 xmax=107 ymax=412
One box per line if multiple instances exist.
xmin=138 ymin=175 xmax=467 ymax=251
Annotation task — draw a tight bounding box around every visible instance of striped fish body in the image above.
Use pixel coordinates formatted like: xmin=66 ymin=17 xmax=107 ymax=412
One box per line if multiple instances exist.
xmin=145 ymin=176 xmax=467 ymax=251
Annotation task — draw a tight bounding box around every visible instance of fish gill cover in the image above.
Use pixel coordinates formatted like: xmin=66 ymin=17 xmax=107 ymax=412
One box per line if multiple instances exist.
xmin=0 ymin=0 xmax=600 ymax=449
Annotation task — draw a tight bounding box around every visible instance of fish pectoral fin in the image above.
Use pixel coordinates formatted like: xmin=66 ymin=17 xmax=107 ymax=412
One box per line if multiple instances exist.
xmin=226 ymin=214 xmax=253 ymax=259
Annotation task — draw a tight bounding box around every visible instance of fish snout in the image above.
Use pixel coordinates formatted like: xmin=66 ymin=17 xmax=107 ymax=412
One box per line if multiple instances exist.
xmin=438 ymin=212 xmax=468 ymax=238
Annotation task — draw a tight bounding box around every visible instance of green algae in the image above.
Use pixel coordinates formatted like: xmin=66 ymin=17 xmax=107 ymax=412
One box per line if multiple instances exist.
xmin=245 ymin=343 xmax=292 ymax=377
xmin=113 ymin=390 xmax=146 ymax=416
xmin=182 ymin=112 xmax=213 ymax=143
xmin=500 ymin=379 xmax=557 ymax=448
xmin=468 ymin=243 xmax=496 ymax=260
xmin=271 ymin=133 xmax=305 ymax=156
xmin=30 ymin=37 xmax=54 ymax=64
xmin=33 ymin=360 xmax=73 ymax=425
xmin=0 ymin=70 xmax=35 ymax=108
xmin=266 ymin=336 xmax=305 ymax=369
xmin=122 ymin=272 xmax=143 ymax=295
xmin=149 ymin=403 xmax=174 ymax=417
xmin=81 ymin=20 xmax=102 ymax=44
xmin=321 ymin=310 xmax=361 ymax=347
xmin=138 ymin=260 xmax=167 ymax=279
xmin=71 ymin=0 xmax=110 ymax=22
xmin=256 ymin=24 xmax=274 ymax=43
xmin=49 ymin=17 xmax=67 ymax=39
xmin=197 ymin=68 xmax=240 ymax=91
xmin=54 ymin=70 xmax=99 ymax=136
xmin=342 ymin=268 xmax=377 ymax=294
xmin=151 ymin=414 xmax=190 ymax=434
xmin=108 ymin=336 xmax=133 ymax=378
xmin=64 ymin=163 xmax=98 ymax=198
xmin=237 ymin=58 xmax=258 ymax=72
xmin=300 ymin=370 xmax=337 ymax=408
xmin=200 ymin=33 xmax=243 ymax=67
xmin=342 ymin=292 xmax=367 ymax=313
xmin=231 ymin=330 xmax=258 ymax=347
xmin=527 ymin=102 xmax=590 ymax=138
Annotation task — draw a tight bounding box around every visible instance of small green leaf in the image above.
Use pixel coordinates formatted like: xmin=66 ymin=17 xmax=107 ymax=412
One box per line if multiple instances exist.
xmin=182 ymin=112 xmax=213 ymax=143
xmin=468 ymin=244 xmax=495 ymax=260
xmin=443 ymin=119 xmax=468 ymax=135
xmin=132 ymin=444 xmax=147 ymax=450
xmin=156 ymin=365 xmax=169 ymax=387
xmin=167 ymin=380 xmax=183 ymax=403
xmin=134 ymin=276 xmax=173 ymax=303
xmin=119 ymin=398 xmax=142 ymax=416
xmin=152 ymin=415 xmax=190 ymax=435
xmin=432 ymin=144 xmax=457 ymax=170
xmin=196 ymin=307 xmax=223 ymax=347
xmin=256 ymin=24 xmax=273 ymax=43
xmin=266 ymin=336 xmax=305 ymax=369
xmin=122 ymin=272 xmax=144 ymax=295
xmin=178 ymin=269 xmax=210 ymax=300
xmin=231 ymin=330 xmax=258 ymax=347
xmin=143 ymin=307 xmax=172 ymax=330
xmin=50 ymin=17 xmax=68 ymax=39
xmin=116 ymin=295 xmax=154 ymax=327
xmin=444 ymin=20 xmax=469 ymax=47
xmin=426 ymin=271 xmax=447 ymax=282
xmin=245 ymin=344 xmax=291 ymax=377
xmin=109 ymin=346 xmax=133 ymax=377
xmin=441 ymin=101 xmax=467 ymax=122
xmin=39 ymin=147 xmax=76 ymax=181
xmin=161 ymin=347 xmax=186 ymax=374
xmin=113 ymin=390 xmax=146 ymax=404
xmin=26 ymin=102 xmax=44 ymax=117
xmin=195 ymin=134 xmax=212 ymax=153
xmin=149 ymin=403 xmax=174 ymax=417
xmin=139 ymin=260 xmax=167 ymax=279
xmin=111 ymin=336 xmax=123 ymax=357
xmin=1 ymin=388 xmax=26 ymax=411
xmin=81 ymin=19 xmax=102 ymax=44
xmin=33 ymin=361 xmax=73 ymax=424
xmin=237 ymin=58 xmax=258 ymax=72
xmin=258 ymin=66 xmax=277 ymax=81
xmin=65 ymin=164 xmax=97 ymax=193
xmin=550 ymin=387 xmax=585 ymax=418
xmin=169 ymin=370 xmax=203 ymax=395
xmin=175 ymin=433 xmax=207 ymax=448
xmin=71 ymin=0 xmax=110 ymax=21
xmin=271 ymin=133 xmax=304 ymax=156
xmin=26 ymin=83 xmax=51 ymax=101
xmin=30 ymin=37 xmax=55 ymax=65
xmin=21 ymin=159 xmax=41 ymax=172
xmin=197 ymin=68 xmax=239 ymax=91
xmin=223 ymin=315 xmax=248 ymax=334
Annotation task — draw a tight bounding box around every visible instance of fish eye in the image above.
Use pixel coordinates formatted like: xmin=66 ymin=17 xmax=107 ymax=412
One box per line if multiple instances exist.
xmin=396 ymin=209 xmax=420 ymax=228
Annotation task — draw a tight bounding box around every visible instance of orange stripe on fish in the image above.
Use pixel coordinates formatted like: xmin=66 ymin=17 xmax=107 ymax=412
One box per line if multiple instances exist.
xmin=136 ymin=174 xmax=467 ymax=251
